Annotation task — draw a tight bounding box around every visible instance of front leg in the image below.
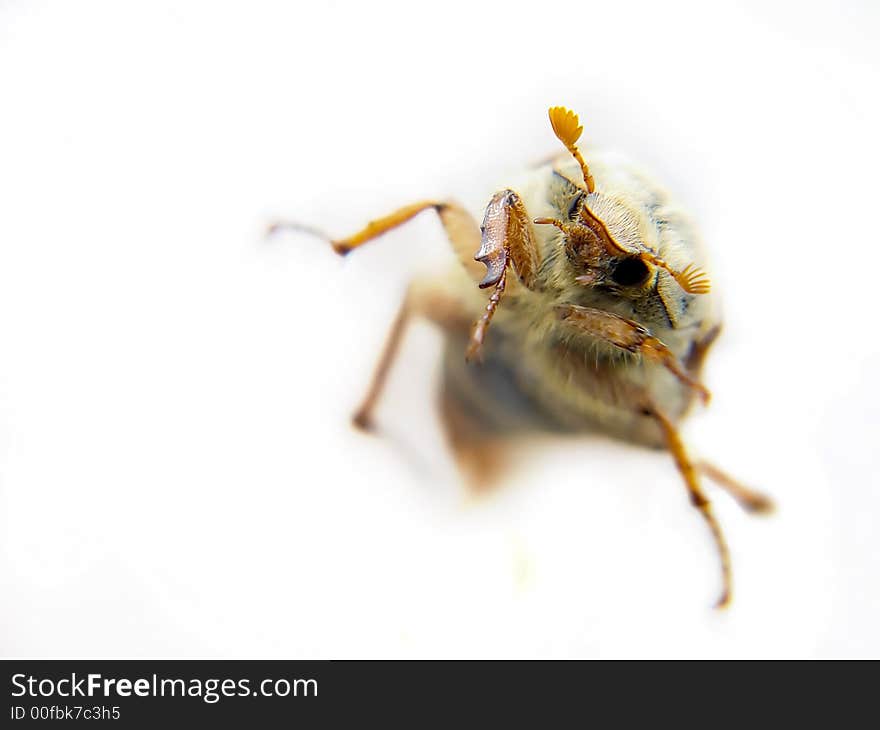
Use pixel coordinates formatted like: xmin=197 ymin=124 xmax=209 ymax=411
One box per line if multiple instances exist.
xmin=268 ymin=199 xmax=487 ymax=282
xmin=556 ymin=304 xmax=710 ymax=403
xmin=468 ymin=190 xmax=542 ymax=360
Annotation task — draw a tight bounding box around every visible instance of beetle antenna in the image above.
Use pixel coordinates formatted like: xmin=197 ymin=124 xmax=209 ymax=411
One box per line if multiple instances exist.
xmin=548 ymin=106 xmax=595 ymax=193
xmin=637 ymin=253 xmax=711 ymax=295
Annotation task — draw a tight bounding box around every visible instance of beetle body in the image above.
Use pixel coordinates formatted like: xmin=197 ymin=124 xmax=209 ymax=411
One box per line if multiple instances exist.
xmin=434 ymin=150 xmax=719 ymax=449
xmin=271 ymin=106 xmax=771 ymax=607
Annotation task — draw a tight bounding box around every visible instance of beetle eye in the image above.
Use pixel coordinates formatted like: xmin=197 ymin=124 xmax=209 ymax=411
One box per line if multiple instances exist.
xmin=610 ymin=257 xmax=651 ymax=286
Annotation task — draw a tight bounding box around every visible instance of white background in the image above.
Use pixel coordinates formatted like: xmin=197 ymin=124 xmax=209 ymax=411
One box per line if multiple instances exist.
xmin=1 ymin=0 xmax=878 ymax=658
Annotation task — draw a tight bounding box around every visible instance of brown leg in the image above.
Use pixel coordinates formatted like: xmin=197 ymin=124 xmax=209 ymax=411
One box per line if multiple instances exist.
xmin=474 ymin=190 xmax=541 ymax=290
xmin=329 ymin=200 xmax=442 ymax=254
xmin=651 ymin=408 xmax=732 ymax=609
xmin=698 ymin=460 xmax=774 ymax=514
xmin=268 ymin=200 xmax=441 ymax=255
xmin=268 ymin=199 xmax=488 ymax=283
xmin=684 ymin=324 xmax=722 ymax=374
xmin=467 ymin=190 xmax=542 ymax=361
xmin=466 ymin=272 xmax=507 ymax=363
xmin=352 ymin=284 xmax=473 ymax=431
xmin=557 ymin=304 xmax=711 ymax=403
xmin=351 ymin=293 xmax=411 ymax=431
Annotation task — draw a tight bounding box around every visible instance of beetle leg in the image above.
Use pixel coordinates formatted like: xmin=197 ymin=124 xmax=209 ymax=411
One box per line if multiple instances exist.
xmin=466 ymin=270 xmax=507 ymax=363
xmin=467 ymin=190 xmax=542 ymax=361
xmin=268 ymin=200 xmax=486 ymax=282
xmin=351 ymin=290 xmax=411 ymax=431
xmin=314 ymin=199 xmax=443 ymax=255
xmin=698 ymin=460 xmax=775 ymax=514
xmin=352 ymin=281 xmax=473 ymax=431
xmin=649 ymin=407 xmax=733 ymax=609
xmin=684 ymin=323 xmax=722 ymax=375
xmin=556 ymin=304 xmax=711 ymax=403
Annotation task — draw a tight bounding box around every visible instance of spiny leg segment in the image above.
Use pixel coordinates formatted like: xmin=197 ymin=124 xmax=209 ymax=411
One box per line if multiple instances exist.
xmin=466 ymin=271 xmax=507 ymax=363
xmin=467 ymin=189 xmax=541 ymax=361
xmin=556 ymin=304 xmax=711 ymax=403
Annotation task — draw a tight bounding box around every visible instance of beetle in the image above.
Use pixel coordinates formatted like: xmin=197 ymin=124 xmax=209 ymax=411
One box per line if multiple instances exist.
xmin=270 ymin=106 xmax=773 ymax=607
